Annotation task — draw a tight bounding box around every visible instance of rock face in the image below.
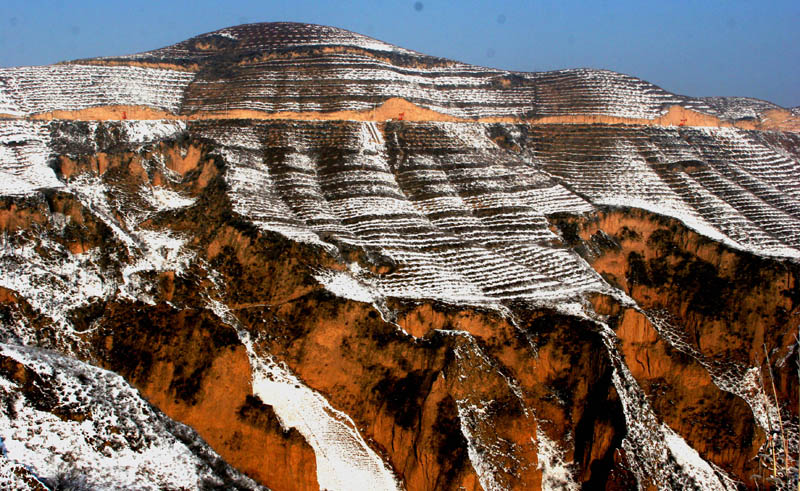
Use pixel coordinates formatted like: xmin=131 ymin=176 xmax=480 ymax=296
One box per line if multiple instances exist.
xmin=1 ymin=21 xmax=799 ymax=490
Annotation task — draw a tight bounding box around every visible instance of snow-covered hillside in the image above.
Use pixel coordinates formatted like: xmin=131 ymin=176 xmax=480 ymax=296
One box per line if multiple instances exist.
xmin=1 ymin=21 xmax=799 ymax=491
xmin=0 ymin=344 xmax=264 ymax=490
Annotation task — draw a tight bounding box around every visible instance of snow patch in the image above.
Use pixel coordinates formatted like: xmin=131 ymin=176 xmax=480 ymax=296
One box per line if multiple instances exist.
xmin=121 ymin=120 xmax=186 ymax=144
xmin=313 ymin=265 xmax=379 ymax=304
xmin=456 ymin=400 xmax=504 ymax=491
xmin=67 ymin=173 xmax=137 ymax=249
xmin=206 ymin=299 xmax=402 ymax=491
xmin=0 ymin=236 xmax=112 ymax=335
xmin=250 ymin=356 xmax=401 ymax=491
xmin=662 ymin=425 xmax=739 ymax=490
xmin=142 ymin=185 xmax=196 ymax=211
xmin=118 ymin=229 xmax=193 ymax=303
xmin=535 ymin=431 xmax=579 ymax=491
xmin=596 ymin=323 xmax=737 ymax=490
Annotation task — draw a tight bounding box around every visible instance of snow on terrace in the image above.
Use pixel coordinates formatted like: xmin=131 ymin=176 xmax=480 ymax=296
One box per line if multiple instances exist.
xmin=214 ymin=22 xmax=419 ymax=55
xmin=27 ymin=22 xmax=769 ymax=125
xmin=126 ymin=22 xmax=420 ymax=62
xmin=183 ymin=54 xmax=510 ymax=115
xmin=700 ymin=97 xmax=782 ymax=121
xmin=206 ymin=117 xmax=800 ymax=314
xmin=0 ymin=344 xmax=261 ymax=490
xmin=0 ymin=120 xmax=62 ymax=196
xmin=203 ymin=120 xmax=609 ymax=308
xmin=141 ymin=23 xmax=728 ymax=122
xmin=527 ymin=68 xmax=689 ymax=120
xmin=182 ymin=51 xmax=710 ymax=121
xmin=0 ymin=64 xmax=195 ymax=116
xmin=181 ymin=57 xmax=510 ymax=117
xmin=528 ymin=124 xmax=800 ymax=259
xmin=0 ymin=78 xmax=21 ymax=116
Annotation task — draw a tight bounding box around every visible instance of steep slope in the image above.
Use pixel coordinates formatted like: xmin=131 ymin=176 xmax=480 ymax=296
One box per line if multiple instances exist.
xmin=0 ymin=343 xmax=265 ymax=490
xmin=1 ymin=22 xmax=799 ymax=491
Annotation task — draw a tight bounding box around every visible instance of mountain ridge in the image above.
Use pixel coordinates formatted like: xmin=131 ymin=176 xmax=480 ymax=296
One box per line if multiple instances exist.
xmin=1 ymin=22 xmax=797 ymax=132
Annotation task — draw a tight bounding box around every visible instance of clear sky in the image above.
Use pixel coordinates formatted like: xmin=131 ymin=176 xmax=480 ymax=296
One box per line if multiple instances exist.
xmin=1 ymin=0 xmax=798 ymax=107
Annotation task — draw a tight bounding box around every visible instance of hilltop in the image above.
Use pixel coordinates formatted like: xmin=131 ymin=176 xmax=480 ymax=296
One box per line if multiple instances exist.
xmin=1 ymin=22 xmax=797 ymax=131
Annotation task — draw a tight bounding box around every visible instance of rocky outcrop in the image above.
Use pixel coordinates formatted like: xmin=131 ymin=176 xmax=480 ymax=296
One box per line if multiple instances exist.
xmin=555 ymin=208 xmax=800 ymax=487
xmin=85 ymin=302 xmax=319 ymax=491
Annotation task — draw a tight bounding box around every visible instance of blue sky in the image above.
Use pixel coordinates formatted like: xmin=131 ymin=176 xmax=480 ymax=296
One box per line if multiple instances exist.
xmin=1 ymin=0 xmax=798 ymax=107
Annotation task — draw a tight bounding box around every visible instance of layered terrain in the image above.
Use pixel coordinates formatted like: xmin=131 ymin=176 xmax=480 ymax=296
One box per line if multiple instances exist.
xmin=1 ymin=22 xmax=799 ymax=490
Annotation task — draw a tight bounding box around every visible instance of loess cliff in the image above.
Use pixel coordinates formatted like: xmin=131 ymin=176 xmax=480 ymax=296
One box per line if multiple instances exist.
xmin=1 ymin=22 xmax=800 ymax=490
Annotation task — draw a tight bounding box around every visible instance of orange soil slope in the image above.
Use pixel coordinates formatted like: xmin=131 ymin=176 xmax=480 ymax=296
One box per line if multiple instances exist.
xmin=1 ymin=98 xmax=795 ymax=132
